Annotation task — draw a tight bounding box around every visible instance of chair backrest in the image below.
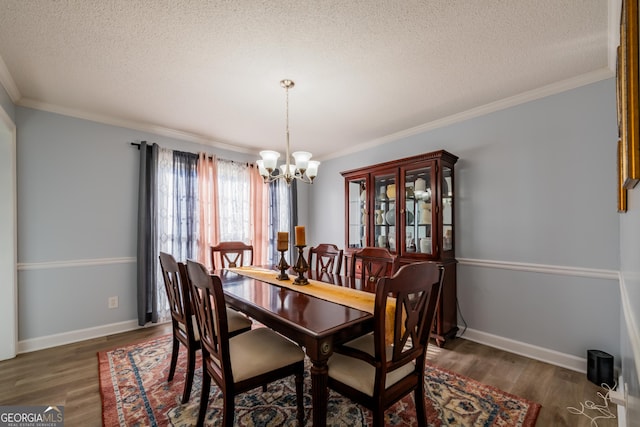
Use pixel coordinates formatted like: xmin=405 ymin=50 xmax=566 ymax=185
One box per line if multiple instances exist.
xmin=210 ymin=241 xmax=254 ymax=270
xmin=159 ymin=252 xmax=193 ymax=333
xmin=349 ymin=247 xmax=398 ymax=287
xmin=186 ymin=259 xmax=232 ymax=386
xmin=373 ymin=262 xmax=443 ymax=382
xmin=308 ymin=243 xmax=344 ymax=275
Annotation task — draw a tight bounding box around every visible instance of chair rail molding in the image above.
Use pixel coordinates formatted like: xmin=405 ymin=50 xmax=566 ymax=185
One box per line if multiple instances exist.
xmin=17 ymin=256 xmax=136 ymax=271
xmin=457 ymin=258 xmax=619 ymax=280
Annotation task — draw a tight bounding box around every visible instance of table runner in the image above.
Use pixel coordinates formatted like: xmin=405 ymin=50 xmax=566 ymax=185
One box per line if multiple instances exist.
xmin=226 ymin=266 xmax=397 ymax=340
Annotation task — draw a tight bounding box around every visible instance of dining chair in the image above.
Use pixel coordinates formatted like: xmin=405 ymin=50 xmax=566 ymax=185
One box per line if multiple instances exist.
xmin=327 ymin=261 xmax=444 ymax=427
xmin=210 ymin=241 xmax=254 ymax=270
xmin=308 ymin=243 xmax=344 ymax=275
xmin=348 ymin=247 xmax=398 ymax=290
xmin=186 ymin=259 xmax=305 ymax=427
xmin=158 ymin=252 xmax=252 ymax=404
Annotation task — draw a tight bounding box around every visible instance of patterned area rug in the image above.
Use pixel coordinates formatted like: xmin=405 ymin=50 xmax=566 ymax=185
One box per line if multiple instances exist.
xmin=98 ymin=335 xmax=540 ymax=426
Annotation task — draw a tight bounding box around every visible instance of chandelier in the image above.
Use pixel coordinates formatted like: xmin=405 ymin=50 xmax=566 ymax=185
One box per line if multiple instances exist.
xmin=256 ymin=79 xmax=320 ymax=184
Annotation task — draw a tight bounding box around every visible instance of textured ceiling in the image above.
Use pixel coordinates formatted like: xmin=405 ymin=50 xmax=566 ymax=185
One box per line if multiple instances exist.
xmin=0 ymin=0 xmax=614 ymax=160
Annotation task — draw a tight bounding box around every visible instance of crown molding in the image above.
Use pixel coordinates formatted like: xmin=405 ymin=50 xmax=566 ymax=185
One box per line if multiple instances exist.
xmin=16 ymin=97 xmax=258 ymax=155
xmin=609 ymin=0 xmax=622 ymax=71
xmin=0 ymin=55 xmax=20 ymax=102
xmin=5 ymin=65 xmax=613 ymax=161
xmin=320 ymin=68 xmax=614 ymax=161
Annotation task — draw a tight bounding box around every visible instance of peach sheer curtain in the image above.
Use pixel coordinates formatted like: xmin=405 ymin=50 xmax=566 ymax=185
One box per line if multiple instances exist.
xmin=250 ymin=167 xmax=268 ymax=265
xmin=197 ymin=153 xmax=220 ymax=270
xmin=197 ymin=154 xmax=268 ymax=269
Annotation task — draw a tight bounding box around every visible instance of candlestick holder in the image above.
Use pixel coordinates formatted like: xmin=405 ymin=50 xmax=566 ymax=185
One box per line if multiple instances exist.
xmin=276 ymin=249 xmax=290 ymax=280
xmin=293 ymin=245 xmax=309 ymax=285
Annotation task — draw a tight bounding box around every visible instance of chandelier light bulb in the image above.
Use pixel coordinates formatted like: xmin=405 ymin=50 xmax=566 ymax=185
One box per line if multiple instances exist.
xmin=306 ymin=160 xmax=320 ymax=181
xmin=259 ymin=150 xmax=280 ymax=172
xmin=292 ymin=151 xmax=312 ymax=173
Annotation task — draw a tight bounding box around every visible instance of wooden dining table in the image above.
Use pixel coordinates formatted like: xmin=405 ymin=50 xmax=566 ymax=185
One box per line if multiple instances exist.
xmin=214 ymin=267 xmax=375 ymax=427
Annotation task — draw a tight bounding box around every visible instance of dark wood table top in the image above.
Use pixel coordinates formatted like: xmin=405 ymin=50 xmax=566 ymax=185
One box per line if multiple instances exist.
xmin=215 ymin=268 xmax=374 ymax=343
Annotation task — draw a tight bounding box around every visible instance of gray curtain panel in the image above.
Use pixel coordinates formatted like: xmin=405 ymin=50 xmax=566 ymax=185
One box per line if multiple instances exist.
xmin=268 ymin=178 xmax=298 ymax=266
xmin=136 ymin=141 xmax=158 ymax=326
xmin=172 ymin=150 xmax=199 ymax=261
xmin=268 ymin=179 xmax=280 ymax=265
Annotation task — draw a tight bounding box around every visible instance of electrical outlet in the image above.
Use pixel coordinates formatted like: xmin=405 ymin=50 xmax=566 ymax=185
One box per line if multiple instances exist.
xmin=108 ymin=296 xmax=119 ymax=309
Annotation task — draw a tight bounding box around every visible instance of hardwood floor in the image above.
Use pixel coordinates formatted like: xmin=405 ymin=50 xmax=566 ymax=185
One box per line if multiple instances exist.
xmin=427 ymin=338 xmax=618 ymax=427
xmin=0 ymin=324 xmax=618 ymax=426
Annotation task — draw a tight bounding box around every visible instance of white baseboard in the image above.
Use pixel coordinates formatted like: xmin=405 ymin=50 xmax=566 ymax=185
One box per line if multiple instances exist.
xmin=19 ymin=318 xmax=588 ymax=373
xmin=459 ymin=326 xmax=587 ymax=373
xmin=17 ymin=319 xmax=148 ymax=354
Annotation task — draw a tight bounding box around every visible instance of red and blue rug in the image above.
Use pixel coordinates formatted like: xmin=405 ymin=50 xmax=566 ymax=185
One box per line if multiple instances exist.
xmin=99 ymin=335 xmax=540 ymax=426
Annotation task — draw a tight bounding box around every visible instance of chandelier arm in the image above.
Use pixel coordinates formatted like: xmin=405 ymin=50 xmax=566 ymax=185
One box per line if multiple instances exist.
xmin=262 ymin=171 xmax=313 ymax=185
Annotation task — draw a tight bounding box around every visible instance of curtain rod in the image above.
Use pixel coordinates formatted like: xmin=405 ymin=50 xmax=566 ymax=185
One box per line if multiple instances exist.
xmin=129 ymin=141 xmax=254 ymax=167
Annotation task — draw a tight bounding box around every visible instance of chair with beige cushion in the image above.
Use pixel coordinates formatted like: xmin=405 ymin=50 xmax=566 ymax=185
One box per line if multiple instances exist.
xmin=308 ymin=243 xmax=344 ymax=275
xmin=186 ymin=259 xmax=305 ymax=427
xmin=327 ymin=261 xmax=444 ymax=427
xmin=210 ymin=241 xmax=254 ymax=270
xmin=158 ymin=252 xmax=252 ymax=404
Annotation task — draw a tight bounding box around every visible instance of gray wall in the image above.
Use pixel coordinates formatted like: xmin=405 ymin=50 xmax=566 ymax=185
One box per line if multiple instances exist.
xmin=620 ymin=177 xmax=640 ymax=422
xmin=15 ymin=107 xmax=254 ymax=342
xmin=309 ymin=79 xmax=621 ymax=365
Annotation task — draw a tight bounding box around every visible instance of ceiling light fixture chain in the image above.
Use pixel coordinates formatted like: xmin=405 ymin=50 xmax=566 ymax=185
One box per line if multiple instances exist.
xmin=256 ymin=79 xmax=319 ymax=185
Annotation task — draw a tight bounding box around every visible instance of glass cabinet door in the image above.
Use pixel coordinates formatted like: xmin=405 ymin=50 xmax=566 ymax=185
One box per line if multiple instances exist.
xmin=372 ymin=172 xmax=396 ymax=252
xmin=403 ymin=164 xmax=434 ymax=256
xmin=347 ymin=177 xmax=368 ymax=249
xmin=442 ymin=165 xmax=454 ymax=252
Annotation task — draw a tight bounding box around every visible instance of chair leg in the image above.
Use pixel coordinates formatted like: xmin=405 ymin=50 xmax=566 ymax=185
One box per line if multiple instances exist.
xmin=372 ymin=407 xmax=386 ymax=427
xmin=168 ymin=335 xmax=179 ymax=382
xmin=295 ymin=370 xmax=304 ymax=426
xmin=222 ymin=392 xmax=235 ymax=427
xmin=196 ymin=371 xmax=211 ymax=427
xmin=415 ymin=383 xmax=427 ymax=427
xmin=181 ymin=347 xmax=196 ymax=403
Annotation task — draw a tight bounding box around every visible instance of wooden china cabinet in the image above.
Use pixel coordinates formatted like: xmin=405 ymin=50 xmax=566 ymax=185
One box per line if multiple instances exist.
xmin=341 ymin=150 xmax=458 ymax=347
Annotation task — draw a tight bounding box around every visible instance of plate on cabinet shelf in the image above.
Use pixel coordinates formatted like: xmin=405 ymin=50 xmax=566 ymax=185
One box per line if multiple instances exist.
xmin=385 ymin=210 xmax=414 ymax=225
xmin=385 ymin=210 xmax=395 ymax=225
